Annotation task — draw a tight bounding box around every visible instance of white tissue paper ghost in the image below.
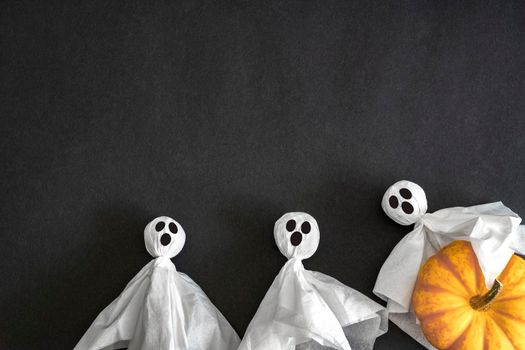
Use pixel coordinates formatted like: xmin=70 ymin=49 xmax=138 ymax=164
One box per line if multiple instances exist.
xmin=239 ymin=212 xmax=388 ymax=350
xmin=74 ymin=216 xmax=240 ymax=350
xmin=373 ymin=180 xmax=525 ymax=349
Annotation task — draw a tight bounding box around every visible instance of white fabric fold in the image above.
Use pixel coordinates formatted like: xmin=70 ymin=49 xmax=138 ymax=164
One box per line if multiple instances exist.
xmin=373 ymin=221 xmax=426 ymax=314
xmin=75 ymin=257 xmax=240 ymax=350
xmin=509 ymin=220 xmax=525 ymax=255
xmin=239 ymin=259 xmax=387 ymax=350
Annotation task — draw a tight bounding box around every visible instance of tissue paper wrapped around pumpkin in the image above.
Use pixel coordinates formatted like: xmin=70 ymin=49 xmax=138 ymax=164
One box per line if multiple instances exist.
xmin=74 ymin=216 xmax=240 ymax=350
xmin=373 ymin=180 xmax=525 ymax=349
xmin=412 ymin=240 xmax=525 ymax=350
xmin=238 ymin=212 xmax=387 ymax=350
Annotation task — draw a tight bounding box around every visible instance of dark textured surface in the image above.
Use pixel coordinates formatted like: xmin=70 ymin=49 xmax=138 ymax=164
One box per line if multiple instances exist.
xmin=1 ymin=1 xmax=525 ymax=349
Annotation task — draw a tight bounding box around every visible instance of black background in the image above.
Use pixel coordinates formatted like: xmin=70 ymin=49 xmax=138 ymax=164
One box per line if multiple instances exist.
xmin=2 ymin=1 xmax=525 ymax=349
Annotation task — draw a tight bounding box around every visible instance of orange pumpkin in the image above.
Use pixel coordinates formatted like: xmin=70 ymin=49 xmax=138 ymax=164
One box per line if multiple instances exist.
xmin=412 ymin=240 xmax=525 ymax=350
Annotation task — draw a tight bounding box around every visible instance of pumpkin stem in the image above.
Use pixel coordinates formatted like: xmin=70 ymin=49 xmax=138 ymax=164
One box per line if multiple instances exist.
xmin=469 ymin=280 xmax=503 ymax=311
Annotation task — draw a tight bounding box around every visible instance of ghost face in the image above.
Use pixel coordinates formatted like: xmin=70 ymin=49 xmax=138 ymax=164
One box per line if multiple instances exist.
xmin=274 ymin=212 xmax=320 ymax=260
xmin=144 ymin=216 xmax=186 ymax=258
xmin=382 ymin=180 xmax=427 ymax=226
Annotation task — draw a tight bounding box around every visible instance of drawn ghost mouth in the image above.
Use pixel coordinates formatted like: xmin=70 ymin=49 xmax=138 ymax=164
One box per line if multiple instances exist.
xmin=160 ymin=233 xmax=171 ymax=246
xmin=290 ymin=231 xmax=302 ymax=246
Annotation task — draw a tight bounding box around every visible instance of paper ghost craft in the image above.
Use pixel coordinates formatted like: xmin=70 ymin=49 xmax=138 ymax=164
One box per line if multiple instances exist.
xmin=75 ymin=216 xmax=240 ymax=350
xmin=239 ymin=212 xmax=387 ymax=350
xmin=373 ymin=180 xmax=525 ymax=349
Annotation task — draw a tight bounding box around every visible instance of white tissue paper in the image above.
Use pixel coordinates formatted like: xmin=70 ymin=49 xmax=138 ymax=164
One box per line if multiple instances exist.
xmin=239 ymin=212 xmax=388 ymax=350
xmin=373 ymin=180 xmax=525 ymax=349
xmin=74 ymin=216 xmax=240 ymax=350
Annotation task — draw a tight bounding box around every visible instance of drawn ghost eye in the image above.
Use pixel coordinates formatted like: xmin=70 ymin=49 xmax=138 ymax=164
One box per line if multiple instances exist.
xmin=389 ymin=196 xmax=399 ymax=209
xmin=400 ymin=188 xmax=412 ymax=199
xmin=169 ymin=222 xmax=178 ymax=233
xmin=155 ymin=221 xmax=165 ymax=232
xmin=402 ymin=202 xmax=414 ymax=214
xmin=301 ymin=221 xmax=311 ymax=234
xmin=286 ymin=220 xmax=296 ymax=232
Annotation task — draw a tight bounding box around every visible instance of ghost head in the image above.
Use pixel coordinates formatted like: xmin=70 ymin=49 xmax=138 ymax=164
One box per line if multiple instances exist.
xmin=144 ymin=216 xmax=186 ymax=258
xmin=382 ymin=180 xmax=427 ymax=226
xmin=274 ymin=212 xmax=320 ymax=260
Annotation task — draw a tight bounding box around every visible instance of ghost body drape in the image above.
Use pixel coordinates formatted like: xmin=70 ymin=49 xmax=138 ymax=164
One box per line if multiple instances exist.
xmin=373 ymin=202 xmax=525 ymax=349
xmin=239 ymin=259 xmax=387 ymax=350
xmin=75 ymin=257 xmax=240 ymax=350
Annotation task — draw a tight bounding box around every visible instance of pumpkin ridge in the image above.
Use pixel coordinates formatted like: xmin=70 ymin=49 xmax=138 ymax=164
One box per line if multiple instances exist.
xmin=497 ymin=256 xmax=525 ymax=283
xmin=492 ymin=309 xmax=525 ymax=324
xmin=436 ymin=249 xmax=473 ymax=295
xmin=443 ymin=319 xmax=472 ymax=350
xmin=487 ymin=314 xmax=519 ymax=350
xmin=414 ymin=283 xmax=467 ymax=300
xmin=416 ymin=304 xmax=467 ymax=320
xmin=482 ymin=327 xmax=489 ymax=350
xmin=492 ymin=295 xmax=525 ymax=304
xmin=467 ymin=243 xmax=484 ymax=293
